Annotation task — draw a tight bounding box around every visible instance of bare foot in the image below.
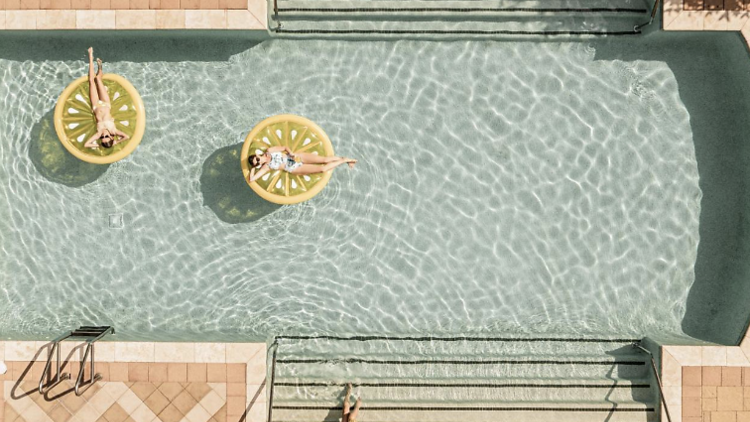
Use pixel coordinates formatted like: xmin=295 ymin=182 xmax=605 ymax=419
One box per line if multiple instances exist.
xmin=88 ymin=47 xmax=94 ymax=60
xmin=345 ymin=383 xmax=352 ymax=398
xmin=96 ymin=58 xmax=103 ymax=75
xmin=347 ymin=159 xmax=357 ymax=169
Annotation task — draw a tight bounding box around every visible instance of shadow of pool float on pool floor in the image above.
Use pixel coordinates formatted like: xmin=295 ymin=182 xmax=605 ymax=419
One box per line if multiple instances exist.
xmin=28 ymin=109 xmax=109 ymax=187
xmin=200 ymin=143 xmax=281 ymax=224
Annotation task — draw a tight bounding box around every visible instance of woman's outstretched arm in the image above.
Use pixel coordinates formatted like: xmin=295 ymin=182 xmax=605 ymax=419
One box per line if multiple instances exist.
xmin=113 ymin=130 xmax=130 ymax=144
xmin=84 ymin=132 xmax=102 ymax=148
xmin=248 ymin=165 xmax=270 ymax=183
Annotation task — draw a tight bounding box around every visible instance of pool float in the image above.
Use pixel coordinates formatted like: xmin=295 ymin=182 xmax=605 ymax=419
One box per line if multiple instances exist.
xmin=241 ymin=115 xmax=335 ymax=205
xmin=54 ymin=74 xmax=145 ymax=165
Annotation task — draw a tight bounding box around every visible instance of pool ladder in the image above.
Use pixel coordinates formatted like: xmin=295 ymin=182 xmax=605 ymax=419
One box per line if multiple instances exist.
xmin=38 ymin=326 xmax=114 ymax=396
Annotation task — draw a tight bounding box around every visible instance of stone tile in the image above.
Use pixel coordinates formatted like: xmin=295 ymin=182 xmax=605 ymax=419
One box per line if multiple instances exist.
xmin=103 ymin=402 xmax=129 ymax=422
xmin=226 ymin=396 xmax=245 ymax=417
xmin=115 ymin=343 xmax=154 ymax=363
xmin=668 ymin=346 xmax=703 ymax=366
xmin=71 ymin=0 xmax=90 ymax=8
xmin=129 ymin=0 xmax=147 ymax=7
xmin=167 ymin=364 xmax=187 ymax=383
xmin=181 ymin=0 xmax=198 ymax=8
xmin=128 ymin=364 xmax=149 ymax=382
xmin=704 ymin=398 xmax=718 ymax=410
xmin=245 ymin=400 xmax=266 ymax=422
xmin=115 ymin=10 xmax=156 ymax=29
xmin=684 ymin=366 xmax=702 ymax=386
xmin=75 ymin=10 xmax=115 ymax=28
xmin=159 ymin=0 xmax=179 ymax=7
xmin=219 ymin=0 xmax=245 ymax=8
xmin=11 ymin=361 xmax=31 ymax=380
xmin=116 ymin=389 xmax=142 ymax=414
xmin=5 ymin=0 xmax=20 ymax=8
xmin=40 ymin=0 xmax=71 ymax=8
xmin=706 ymin=367 xmax=724 ymax=386
xmin=745 ymin=387 xmax=750 ymax=398
xmin=747 ymin=398 xmax=750 ymax=410
xmin=185 ymin=9 xmax=223 ymax=27
xmin=227 ymin=10 xmax=262 ymax=29
xmin=227 ymin=383 xmax=244 ymax=397
xmin=206 ymin=365 xmax=226 ymax=383
xmin=704 ymin=348 xmax=729 ymax=366
xmin=88 ymin=386 xmax=118 ymax=414
xmin=720 ymin=387 xmax=746 ymax=411
xmin=684 ymin=385 xmax=702 ymax=398
xmin=184 ymin=402 xmax=211 ymax=422
xmin=706 ymin=386 xmax=719 ymax=398
xmin=213 ymin=404 xmax=227 ymax=422
xmin=726 ymin=11 xmax=749 ymax=29
xmin=109 ymin=363 xmax=128 ymax=382
xmin=111 ymin=0 xmax=129 ymax=8
xmin=155 ymin=344 xmax=195 ymax=363
xmin=199 ymin=0 xmax=217 ymax=8
xmin=158 ymin=382 xmax=183 ymax=401
xmin=225 ymin=344 xmax=264 ymax=364
xmin=186 ymin=383 xmax=212 ymax=402
xmin=195 ymin=345 xmax=225 ymax=364
xmin=90 ymin=0 xmax=110 ymax=8
xmin=727 ymin=0 xmax=746 ymax=10
xmin=77 ymin=403 xmax=104 ymax=422
xmin=210 ymin=383 xmax=226 ymax=400
xmin=705 ymin=412 xmax=714 ymax=422
xmin=725 ymin=368 xmax=744 ymax=386
xmin=61 ymin=387 xmax=87 ymax=413
xmin=714 ymin=411 xmax=738 ymax=422
xmin=130 ymin=403 xmax=157 ymax=422
xmin=158 ymin=403 xmax=184 ymax=422
xmin=19 ymin=0 xmax=39 ymax=9
xmin=187 ymin=364 xmax=206 ymax=383
xmin=246 ymin=356 xmax=265 ymax=385
xmin=705 ymin=0 xmax=724 ymax=9
xmin=101 ymin=382 xmax=129 ymax=400
xmin=130 ymin=382 xmax=157 ymax=402
xmin=172 ymin=390 xmax=198 ymax=415
xmin=728 ymin=348 xmax=750 ymax=366
xmin=155 ymin=9 xmax=183 ymax=27
xmin=246 ymin=384 xmax=265 ymax=404
xmin=148 ymin=363 xmax=168 ymax=382
xmin=738 ymin=411 xmax=750 ymax=422
xmin=200 ymin=390 xmax=225 ymax=415
xmin=226 ymin=364 xmax=244 ymax=384
xmin=48 ymin=404 xmax=73 ymax=422
xmin=704 ymin=11 xmax=730 ymax=29
xmin=144 ymin=389 xmax=170 ymax=415
xmin=668 ymin=10 xmax=706 ymax=29
xmin=741 ymin=339 xmax=750 ymax=364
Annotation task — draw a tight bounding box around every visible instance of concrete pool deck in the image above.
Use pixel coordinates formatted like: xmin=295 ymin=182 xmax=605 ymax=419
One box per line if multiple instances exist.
xmin=0 ymin=341 xmax=267 ymax=422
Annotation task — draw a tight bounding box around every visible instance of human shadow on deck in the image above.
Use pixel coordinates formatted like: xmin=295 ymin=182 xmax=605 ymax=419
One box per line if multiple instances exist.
xmin=0 ymin=31 xmax=266 ymax=63
xmin=29 ymin=109 xmax=108 ymax=188
xmin=593 ymin=32 xmax=750 ymax=345
xmin=200 ymin=143 xmax=281 ymax=224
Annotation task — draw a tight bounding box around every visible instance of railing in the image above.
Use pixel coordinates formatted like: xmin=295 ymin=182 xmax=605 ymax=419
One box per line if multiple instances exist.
xmin=632 ymin=342 xmax=672 ymax=422
xmin=74 ymin=327 xmax=114 ymax=396
xmin=38 ymin=332 xmax=73 ymax=395
xmin=635 ymin=0 xmax=662 ymax=31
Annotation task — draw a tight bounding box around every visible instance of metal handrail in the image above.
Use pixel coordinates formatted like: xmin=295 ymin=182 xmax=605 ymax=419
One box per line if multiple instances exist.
xmin=632 ymin=342 xmax=671 ymax=422
xmin=267 ymin=340 xmax=279 ymax=422
xmin=635 ymin=0 xmax=662 ymax=31
xmin=38 ymin=332 xmax=73 ymax=394
xmin=74 ymin=327 xmax=114 ymax=396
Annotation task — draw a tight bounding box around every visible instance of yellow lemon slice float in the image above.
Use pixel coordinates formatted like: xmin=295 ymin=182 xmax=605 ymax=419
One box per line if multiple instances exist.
xmin=54 ymin=74 xmax=145 ymax=165
xmin=241 ymin=115 xmax=335 ymax=205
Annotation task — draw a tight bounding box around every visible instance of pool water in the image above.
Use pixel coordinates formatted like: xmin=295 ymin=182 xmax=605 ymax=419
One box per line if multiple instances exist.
xmin=0 ymin=32 xmax=742 ymax=344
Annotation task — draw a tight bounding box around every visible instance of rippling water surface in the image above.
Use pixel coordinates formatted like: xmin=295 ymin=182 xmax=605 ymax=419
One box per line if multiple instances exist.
xmin=0 ymin=40 xmax=700 ymax=341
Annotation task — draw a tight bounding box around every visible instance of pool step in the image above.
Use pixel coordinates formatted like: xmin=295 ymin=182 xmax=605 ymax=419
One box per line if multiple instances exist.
xmin=271 ymin=0 xmax=651 ymax=38
xmin=269 ymin=337 xmax=659 ymax=422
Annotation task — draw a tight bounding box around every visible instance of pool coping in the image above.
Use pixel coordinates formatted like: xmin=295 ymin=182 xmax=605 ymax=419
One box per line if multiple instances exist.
xmin=664 ymin=0 xmax=750 ymax=45
xmin=0 ymin=0 xmax=268 ymax=30
xmin=659 ymin=333 xmax=750 ymax=422
xmin=0 ymin=340 xmax=268 ymax=422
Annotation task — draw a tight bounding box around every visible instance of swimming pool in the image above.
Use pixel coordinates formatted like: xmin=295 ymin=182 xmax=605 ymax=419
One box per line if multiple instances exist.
xmin=1 ymin=30 xmax=749 ymax=345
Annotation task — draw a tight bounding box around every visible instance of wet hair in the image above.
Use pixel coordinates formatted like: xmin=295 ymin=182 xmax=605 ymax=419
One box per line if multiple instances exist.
xmin=101 ymin=137 xmax=114 ymax=148
xmin=250 ymin=154 xmax=262 ymax=168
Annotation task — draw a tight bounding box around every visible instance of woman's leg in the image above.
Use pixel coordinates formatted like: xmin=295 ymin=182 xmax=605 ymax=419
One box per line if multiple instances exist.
xmin=291 ymin=159 xmax=350 ymax=175
xmin=293 ymin=152 xmax=343 ymax=165
xmin=349 ymin=398 xmax=362 ymax=421
xmin=341 ymin=384 xmax=352 ymax=422
xmin=95 ymin=58 xmax=111 ymax=103
xmin=87 ymin=48 xmax=99 ymax=106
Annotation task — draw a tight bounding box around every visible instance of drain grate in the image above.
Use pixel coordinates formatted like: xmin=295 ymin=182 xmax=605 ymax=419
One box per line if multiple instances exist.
xmin=108 ymin=213 xmax=124 ymax=229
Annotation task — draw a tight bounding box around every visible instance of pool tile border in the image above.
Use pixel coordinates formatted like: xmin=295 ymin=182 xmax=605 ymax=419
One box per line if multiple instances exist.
xmin=0 ymin=340 xmax=268 ymax=422
xmin=0 ymin=0 xmax=267 ymax=30
xmin=661 ymin=333 xmax=750 ymax=422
